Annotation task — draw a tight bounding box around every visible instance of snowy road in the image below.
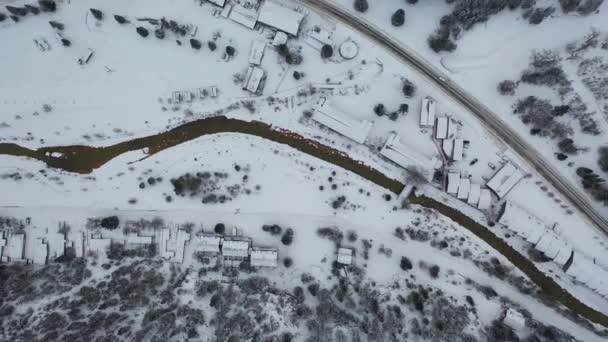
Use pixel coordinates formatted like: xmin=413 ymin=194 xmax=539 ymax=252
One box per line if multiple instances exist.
xmin=302 ymin=0 xmax=608 ymax=236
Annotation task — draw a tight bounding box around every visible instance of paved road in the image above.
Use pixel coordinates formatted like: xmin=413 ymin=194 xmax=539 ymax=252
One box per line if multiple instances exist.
xmin=303 ymin=0 xmax=608 ymax=235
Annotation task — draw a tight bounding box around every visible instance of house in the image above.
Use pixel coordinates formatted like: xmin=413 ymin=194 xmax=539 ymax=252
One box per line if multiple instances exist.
xmin=250 ymin=247 xmax=278 ymax=267
xmin=486 ymin=162 xmax=524 ymax=199
xmin=477 ymin=189 xmax=491 ymax=210
xmin=380 ymin=133 xmax=441 ymax=181
xmin=452 ymin=139 xmax=464 ymax=161
xmin=435 ymin=116 xmax=448 ymax=139
xmin=248 ymin=40 xmax=266 ymax=65
xmin=446 ymin=172 xmax=460 ymax=195
xmin=243 ymin=66 xmax=266 ymax=93
xmin=0 ymin=232 xmax=25 ymax=262
xmin=467 ymin=183 xmax=481 ymax=206
xmin=222 ymin=238 xmax=250 ymax=266
xmin=312 ymin=97 xmax=373 ymax=144
xmin=457 ymin=178 xmax=470 ymax=200
xmin=88 ymin=234 xmax=112 ymax=253
xmin=419 ymin=97 xmax=436 ymax=127
xmin=229 ymin=5 xmax=259 ymax=29
xmin=159 ymin=228 xmax=191 ymax=263
xmin=194 ymin=234 xmax=222 ymax=255
xmin=257 ymin=0 xmax=305 ymax=36
xmin=337 ymin=247 xmax=353 ymax=265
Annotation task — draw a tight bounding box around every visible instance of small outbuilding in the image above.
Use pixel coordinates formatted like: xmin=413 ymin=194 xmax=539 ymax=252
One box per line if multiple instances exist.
xmin=337 ymin=247 xmax=354 ymax=265
xmin=250 ymin=247 xmax=278 ymax=267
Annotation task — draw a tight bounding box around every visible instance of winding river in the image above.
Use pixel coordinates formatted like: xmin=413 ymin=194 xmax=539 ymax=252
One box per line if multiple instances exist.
xmin=1 ymin=115 xmax=607 ymax=329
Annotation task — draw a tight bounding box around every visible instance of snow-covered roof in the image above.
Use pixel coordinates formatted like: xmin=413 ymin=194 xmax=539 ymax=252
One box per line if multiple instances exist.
xmin=457 ymin=178 xmax=470 ymax=200
xmin=250 ymin=247 xmax=278 ymax=267
xmin=467 ymin=183 xmax=481 ymax=206
xmin=535 ymin=234 xmax=568 ymax=259
xmin=566 ymin=254 xmax=608 ymax=297
xmin=487 ymin=162 xmax=524 ymax=199
xmin=272 ymin=31 xmax=288 ymax=46
xmin=160 ymin=228 xmax=191 ymax=263
xmin=442 ymin=139 xmax=453 ymax=158
xmin=229 ymin=5 xmax=259 ymax=29
xmin=244 ymin=66 xmax=266 ymax=93
xmin=248 ymin=40 xmax=266 ymax=66
xmin=435 ymin=116 xmax=448 ymax=139
xmin=72 ymin=231 xmax=85 ymax=257
xmin=477 ymin=189 xmax=491 ymax=210
xmin=32 ymin=238 xmax=48 ymax=264
xmin=3 ymin=233 xmax=25 ymax=260
xmin=312 ymin=97 xmax=373 ymax=144
xmin=257 ymin=0 xmax=305 ymax=36
xmin=498 ymin=201 xmax=548 ymax=244
xmin=222 ymin=239 xmax=250 ymax=258
xmin=503 ymin=308 xmax=526 ymax=331
xmin=337 ymin=247 xmax=353 ymax=265
xmin=453 ymin=138 xmax=464 ymax=161
xmin=447 ymin=117 xmax=458 ymax=139
xmin=47 ymin=232 xmax=65 ymax=258
xmin=88 ymin=235 xmax=111 ymax=253
xmin=380 ymin=133 xmax=440 ymax=181
xmin=339 ymin=40 xmax=358 ymax=59
xmin=446 ymin=172 xmax=460 ymax=195
xmin=419 ymin=97 xmax=436 ymax=127
xmin=553 ymin=246 xmax=573 ymax=267
xmin=194 ymin=234 xmax=222 ymax=254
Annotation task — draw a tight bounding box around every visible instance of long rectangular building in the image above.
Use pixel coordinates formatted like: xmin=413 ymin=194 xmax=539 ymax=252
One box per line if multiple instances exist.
xmin=312 ymin=97 xmax=373 ymax=144
xmin=257 ymin=0 xmax=305 ymax=36
xmin=419 ymin=97 xmax=436 ymax=127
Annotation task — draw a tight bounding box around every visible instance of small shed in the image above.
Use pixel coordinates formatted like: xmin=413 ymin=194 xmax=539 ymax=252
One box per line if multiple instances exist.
xmin=435 ymin=117 xmax=448 ymax=139
xmin=453 ymin=138 xmax=464 ymax=161
xmin=337 ymin=247 xmax=353 ymax=265
xmin=419 ymin=97 xmax=436 ymax=128
xmin=243 ymin=66 xmax=266 ymax=93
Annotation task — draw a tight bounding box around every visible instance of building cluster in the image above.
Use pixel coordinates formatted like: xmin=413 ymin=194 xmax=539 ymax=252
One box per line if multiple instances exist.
xmin=1 ymin=224 xmax=279 ymax=269
xmin=497 ymin=201 xmax=608 ymax=299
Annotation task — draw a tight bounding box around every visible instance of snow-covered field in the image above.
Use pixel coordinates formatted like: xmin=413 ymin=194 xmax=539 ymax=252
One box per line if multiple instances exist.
xmin=1 ymin=0 xmax=608 ymax=341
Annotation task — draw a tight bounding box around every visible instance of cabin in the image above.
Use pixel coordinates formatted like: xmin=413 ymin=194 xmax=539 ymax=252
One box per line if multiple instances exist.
xmin=243 ymin=66 xmax=266 ymax=93
xmin=435 ymin=116 xmax=448 ymax=139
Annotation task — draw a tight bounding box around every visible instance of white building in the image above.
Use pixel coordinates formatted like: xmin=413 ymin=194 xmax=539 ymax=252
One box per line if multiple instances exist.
xmin=467 ymin=183 xmax=481 ymax=207
xmin=337 ymin=247 xmax=353 ymax=265
xmin=502 ymin=308 xmax=526 ymax=331
xmin=229 ymin=5 xmax=259 ymax=29
xmin=312 ymin=97 xmax=373 ymax=144
xmin=435 ymin=116 xmax=448 ymax=139
xmin=497 ymin=201 xmax=547 ymax=244
xmin=126 ymin=234 xmax=153 ymax=245
xmin=88 ymin=234 xmax=112 ymax=253
xmin=47 ymin=232 xmax=65 ymax=259
xmin=380 ymin=133 xmax=441 ymax=181
xmin=159 ymin=228 xmax=191 ymax=263
xmin=250 ymin=247 xmax=278 ymax=267
xmin=457 ymin=178 xmax=470 ymax=200
xmin=194 ymin=234 xmax=222 ymax=255
xmin=565 ymin=254 xmax=608 ymax=298
xmin=1 ymin=232 xmax=25 ymax=262
xmin=272 ymin=31 xmax=288 ymax=46
xmin=453 ymin=139 xmax=464 ymax=161
xmin=32 ymin=238 xmax=48 ymax=264
xmin=248 ymin=40 xmax=266 ymax=66
xmin=477 ymin=189 xmax=491 ymax=210
xmin=419 ymin=97 xmax=436 ymax=127
xmin=243 ymin=66 xmax=266 ymax=93
xmin=446 ymin=172 xmax=460 ymax=195
xmin=257 ymin=0 xmax=305 ymax=36
xmin=222 ymin=238 xmax=250 ymax=266
xmin=487 ymin=162 xmax=524 ymax=199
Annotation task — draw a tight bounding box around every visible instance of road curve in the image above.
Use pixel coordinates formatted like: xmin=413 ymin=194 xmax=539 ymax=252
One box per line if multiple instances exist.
xmin=302 ymin=0 xmax=608 ymax=234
